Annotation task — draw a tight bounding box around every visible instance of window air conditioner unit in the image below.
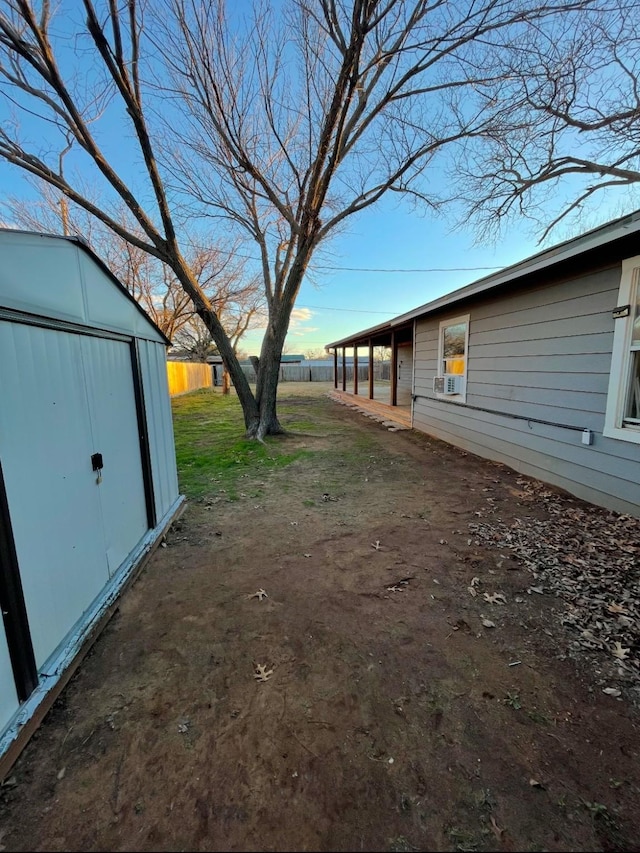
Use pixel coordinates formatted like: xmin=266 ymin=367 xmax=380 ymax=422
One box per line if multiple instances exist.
xmin=433 ymin=374 xmax=463 ymax=395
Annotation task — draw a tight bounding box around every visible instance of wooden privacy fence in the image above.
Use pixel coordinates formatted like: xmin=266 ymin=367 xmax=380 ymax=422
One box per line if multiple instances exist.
xmin=166 ymin=360 xmax=391 ymax=393
xmin=167 ymin=361 xmax=213 ymax=396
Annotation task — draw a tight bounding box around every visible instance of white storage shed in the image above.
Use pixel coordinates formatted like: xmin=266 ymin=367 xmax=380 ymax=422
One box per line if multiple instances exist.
xmin=0 ymin=229 xmax=184 ymax=773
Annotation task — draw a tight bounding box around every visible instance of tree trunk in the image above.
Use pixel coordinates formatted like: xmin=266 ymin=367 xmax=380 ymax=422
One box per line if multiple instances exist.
xmin=250 ymin=349 xmax=285 ymax=439
xmin=249 ymin=303 xmax=292 ymax=439
xmin=222 ymin=368 xmax=231 ymax=395
xmin=193 ymin=260 xmax=308 ymax=440
xmin=194 ymin=305 xmax=261 ymax=434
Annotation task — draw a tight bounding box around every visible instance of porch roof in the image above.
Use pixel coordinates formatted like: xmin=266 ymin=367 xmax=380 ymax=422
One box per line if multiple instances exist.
xmin=325 ymin=318 xmax=413 ymax=350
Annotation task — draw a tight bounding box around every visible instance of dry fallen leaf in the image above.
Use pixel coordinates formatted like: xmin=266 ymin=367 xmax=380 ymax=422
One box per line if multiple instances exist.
xmin=490 ymin=815 xmax=504 ymax=839
xmin=249 ymin=589 xmax=268 ymax=601
xmin=481 ymin=617 xmax=496 ymax=628
xmin=529 ymin=778 xmax=545 ymax=789
xmin=371 ymin=540 xmax=382 ymax=550
xmin=483 ymin=592 xmax=507 ymax=605
xmin=467 ymin=586 xmax=477 ymax=597
xmin=612 ymin=641 xmax=630 ymax=660
xmin=254 ymin=663 xmax=273 ymax=682
xmin=603 ymin=687 xmax=622 ymax=697
xmin=607 ymin=603 xmax=629 ymax=614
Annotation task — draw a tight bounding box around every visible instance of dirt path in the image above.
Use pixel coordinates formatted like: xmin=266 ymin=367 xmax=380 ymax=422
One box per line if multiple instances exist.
xmin=1 ymin=390 xmax=639 ymax=852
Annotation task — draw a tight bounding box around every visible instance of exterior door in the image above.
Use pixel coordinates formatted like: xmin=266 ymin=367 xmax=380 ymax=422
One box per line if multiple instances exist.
xmin=0 ymin=322 xmax=109 ymax=669
xmin=0 ymin=322 xmax=149 ymax=674
xmin=80 ymin=336 xmax=148 ymax=576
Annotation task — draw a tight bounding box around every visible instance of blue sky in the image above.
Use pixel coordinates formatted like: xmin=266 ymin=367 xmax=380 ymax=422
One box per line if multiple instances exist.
xmin=2 ymin=157 xmax=634 ymax=358
xmin=1 ymin=1 xmax=637 ymax=359
xmin=238 ymin=189 xmax=635 ymax=356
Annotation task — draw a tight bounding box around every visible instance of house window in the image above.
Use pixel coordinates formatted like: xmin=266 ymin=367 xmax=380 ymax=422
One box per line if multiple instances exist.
xmin=435 ymin=314 xmax=469 ymax=401
xmin=604 ymin=258 xmax=640 ymax=444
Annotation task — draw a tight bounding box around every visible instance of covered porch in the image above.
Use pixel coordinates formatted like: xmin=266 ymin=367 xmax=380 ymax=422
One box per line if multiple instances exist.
xmin=325 ymin=319 xmax=414 ymax=426
xmin=328 ymin=389 xmax=412 ymax=429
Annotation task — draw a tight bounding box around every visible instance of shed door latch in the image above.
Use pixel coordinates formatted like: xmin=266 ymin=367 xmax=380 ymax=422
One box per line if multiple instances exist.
xmin=91 ymin=452 xmax=104 ymax=485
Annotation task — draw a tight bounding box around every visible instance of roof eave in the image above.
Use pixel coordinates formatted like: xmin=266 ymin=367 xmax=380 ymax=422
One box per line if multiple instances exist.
xmin=390 ymin=211 xmax=640 ymax=327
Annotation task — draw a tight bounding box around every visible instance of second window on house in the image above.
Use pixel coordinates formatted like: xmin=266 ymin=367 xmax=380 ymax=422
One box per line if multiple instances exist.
xmin=436 ymin=314 xmax=469 ymax=400
xmin=605 ymin=258 xmax=640 ymax=443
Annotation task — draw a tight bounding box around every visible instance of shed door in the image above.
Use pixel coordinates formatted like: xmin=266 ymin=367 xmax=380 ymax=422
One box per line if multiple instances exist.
xmin=0 ymin=322 xmax=109 ymax=669
xmin=0 ymin=322 xmax=149 ymax=672
xmin=80 ymin=335 xmax=148 ymax=575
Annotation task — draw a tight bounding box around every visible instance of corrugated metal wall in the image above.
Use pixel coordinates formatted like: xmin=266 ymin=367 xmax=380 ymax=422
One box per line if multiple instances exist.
xmin=412 ymin=265 xmax=640 ymax=516
xmin=238 ymin=364 xmax=340 ymax=382
xmin=0 ymin=623 xmax=18 ymax=735
xmin=140 ymin=340 xmax=180 ymax=522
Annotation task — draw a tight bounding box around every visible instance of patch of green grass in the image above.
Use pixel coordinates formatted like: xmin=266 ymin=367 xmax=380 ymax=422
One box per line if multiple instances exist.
xmin=526 ymin=708 xmax=550 ymax=725
xmin=445 ymin=826 xmax=479 ymax=852
xmin=171 ymin=389 xmax=312 ymax=498
xmin=580 ymin=799 xmax=618 ymax=828
xmin=502 ymin=691 xmax=522 ymax=710
xmin=387 ymin=836 xmax=420 ymax=852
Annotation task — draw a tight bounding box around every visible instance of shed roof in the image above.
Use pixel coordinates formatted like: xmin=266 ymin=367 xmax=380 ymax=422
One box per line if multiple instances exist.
xmin=326 ymin=207 xmax=640 ymax=349
xmin=0 ymin=228 xmax=172 ymax=345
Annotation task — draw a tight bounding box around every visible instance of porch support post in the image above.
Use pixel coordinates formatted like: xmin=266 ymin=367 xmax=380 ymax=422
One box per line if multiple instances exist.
xmin=368 ymin=338 xmax=374 ymax=400
xmin=391 ymin=331 xmax=397 ymax=406
xmin=342 ymin=347 xmax=346 ymax=392
xmin=353 ymin=346 xmax=358 ymax=396
xmin=333 ymin=348 xmax=338 ymax=389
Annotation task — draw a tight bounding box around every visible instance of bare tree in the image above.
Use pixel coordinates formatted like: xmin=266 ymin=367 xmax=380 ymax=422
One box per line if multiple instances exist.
xmin=452 ymin=1 xmax=640 ymax=241
xmin=0 ymin=0 xmax=592 ymax=438
xmin=304 ymin=348 xmax=329 ymax=360
xmin=170 ymin=315 xmax=218 ymax=362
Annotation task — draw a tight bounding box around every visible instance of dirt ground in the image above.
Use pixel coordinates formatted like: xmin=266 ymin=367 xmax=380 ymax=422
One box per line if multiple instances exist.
xmin=1 ymin=387 xmax=640 ymax=852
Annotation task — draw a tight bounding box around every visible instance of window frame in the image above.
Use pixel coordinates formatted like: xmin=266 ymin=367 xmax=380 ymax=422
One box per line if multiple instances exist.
xmin=604 ymin=256 xmax=640 ymax=444
xmin=436 ymin=313 xmax=470 ymax=403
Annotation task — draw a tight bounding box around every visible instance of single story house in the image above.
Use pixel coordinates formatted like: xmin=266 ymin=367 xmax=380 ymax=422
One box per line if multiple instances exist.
xmin=326 ymin=209 xmax=640 ymax=518
xmin=0 ymin=229 xmax=184 ymax=776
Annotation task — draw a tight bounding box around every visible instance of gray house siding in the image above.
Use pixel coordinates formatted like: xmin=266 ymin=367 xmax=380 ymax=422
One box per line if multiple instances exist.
xmin=397 ymin=342 xmax=413 ymax=405
xmin=413 ymin=264 xmax=640 ymax=516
